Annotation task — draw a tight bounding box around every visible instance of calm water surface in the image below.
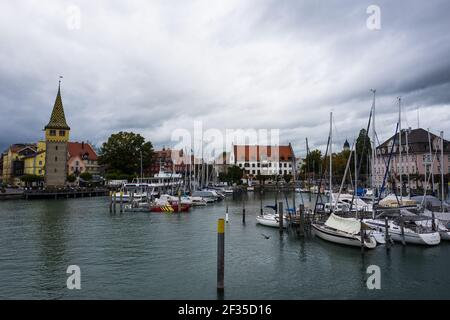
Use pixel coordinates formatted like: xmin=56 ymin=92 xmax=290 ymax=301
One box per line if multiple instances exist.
xmin=0 ymin=192 xmax=449 ymax=299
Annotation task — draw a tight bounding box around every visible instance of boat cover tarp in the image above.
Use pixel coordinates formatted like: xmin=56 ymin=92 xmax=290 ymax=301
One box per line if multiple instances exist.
xmin=325 ymin=213 xmax=361 ymax=235
xmin=379 ymin=194 xmax=417 ymax=207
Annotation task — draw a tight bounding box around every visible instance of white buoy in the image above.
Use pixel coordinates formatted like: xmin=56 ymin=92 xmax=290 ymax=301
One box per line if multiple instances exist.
xmin=225 ymin=213 xmax=229 ymax=223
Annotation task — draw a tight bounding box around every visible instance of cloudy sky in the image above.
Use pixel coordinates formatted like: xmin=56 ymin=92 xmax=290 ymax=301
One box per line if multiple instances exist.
xmin=1 ymin=0 xmax=449 ymax=157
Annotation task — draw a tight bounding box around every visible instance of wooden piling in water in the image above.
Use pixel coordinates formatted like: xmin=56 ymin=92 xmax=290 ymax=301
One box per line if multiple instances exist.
xmin=260 ymin=189 xmax=263 ymax=215
xmin=360 ymin=215 xmax=365 ymax=253
xmin=278 ymin=201 xmax=283 ymax=235
xmin=113 ymin=192 xmax=117 ymax=213
xmin=385 ymin=216 xmax=391 ymax=250
xmin=242 ymin=198 xmax=245 ymax=224
xmin=217 ymin=218 xmax=225 ymax=292
xmin=431 ymin=211 xmax=436 ymax=231
xmin=119 ymin=191 xmax=123 ymax=213
xmin=400 ymin=215 xmax=406 ymax=246
xmin=178 ymin=190 xmax=181 ymax=213
xmin=109 ymin=191 xmax=113 ymax=213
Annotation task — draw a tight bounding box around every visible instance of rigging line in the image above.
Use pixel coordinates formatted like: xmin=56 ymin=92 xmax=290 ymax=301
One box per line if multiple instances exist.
xmin=421 ymin=144 xmax=440 ymax=207
xmin=379 ymin=122 xmax=399 ymax=202
xmin=333 ymin=139 xmax=356 ymax=212
xmin=349 ymin=105 xmax=373 ymax=210
xmin=313 ymin=135 xmax=331 ymax=215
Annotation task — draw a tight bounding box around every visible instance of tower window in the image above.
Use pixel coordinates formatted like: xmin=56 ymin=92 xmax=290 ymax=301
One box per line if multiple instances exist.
xmin=55 ymin=146 xmax=58 ymax=150
xmin=55 ymin=156 xmax=57 ymax=161
xmin=59 ymin=130 xmax=65 ymax=136
xmin=50 ymin=130 xmax=56 ymax=136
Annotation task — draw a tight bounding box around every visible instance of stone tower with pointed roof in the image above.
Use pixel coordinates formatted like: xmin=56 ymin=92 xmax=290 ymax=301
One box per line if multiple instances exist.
xmin=44 ymin=82 xmax=70 ymax=187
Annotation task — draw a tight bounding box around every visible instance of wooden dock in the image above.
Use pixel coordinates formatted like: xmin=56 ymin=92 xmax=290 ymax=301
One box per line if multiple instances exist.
xmin=23 ymin=188 xmax=109 ymax=200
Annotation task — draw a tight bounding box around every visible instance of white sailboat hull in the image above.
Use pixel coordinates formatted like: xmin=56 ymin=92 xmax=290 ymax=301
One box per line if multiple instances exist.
xmin=256 ymin=215 xmax=287 ymax=228
xmin=363 ymin=220 xmax=441 ymax=246
xmin=312 ymin=224 xmax=377 ymax=249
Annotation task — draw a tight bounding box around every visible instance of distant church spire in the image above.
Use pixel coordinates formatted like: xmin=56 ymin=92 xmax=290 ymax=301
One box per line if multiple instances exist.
xmin=343 ymin=139 xmax=350 ymax=151
xmin=45 ymin=77 xmax=70 ymax=130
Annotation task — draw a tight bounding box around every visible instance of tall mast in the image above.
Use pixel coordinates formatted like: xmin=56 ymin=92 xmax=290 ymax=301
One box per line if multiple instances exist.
xmin=398 ymin=97 xmax=402 ymax=200
xmin=371 ymin=89 xmax=376 ymax=210
xmin=354 ymin=148 xmax=358 ymax=219
xmin=440 ymin=131 xmax=445 ymax=212
xmin=329 ymin=112 xmax=333 ymax=195
xmin=406 ymin=129 xmax=410 ymax=198
xmin=427 ymin=128 xmax=435 ymax=194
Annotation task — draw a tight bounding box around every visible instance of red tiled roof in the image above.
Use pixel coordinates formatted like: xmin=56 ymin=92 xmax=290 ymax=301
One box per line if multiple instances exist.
xmin=68 ymin=142 xmax=98 ymax=161
xmin=233 ymin=145 xmax=294 ymax=162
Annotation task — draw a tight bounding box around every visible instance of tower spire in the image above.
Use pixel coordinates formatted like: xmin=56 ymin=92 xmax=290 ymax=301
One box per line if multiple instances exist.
xmin=45 ymin=77 xmax=70 ymax=130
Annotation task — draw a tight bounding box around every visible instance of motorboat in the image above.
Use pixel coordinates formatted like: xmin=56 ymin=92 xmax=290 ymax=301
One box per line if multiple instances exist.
xmin=312 ymin=213 xmax=377 ymax=249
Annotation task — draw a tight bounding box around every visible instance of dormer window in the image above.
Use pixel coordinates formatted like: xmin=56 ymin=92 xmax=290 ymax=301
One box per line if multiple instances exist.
xmin=49 ymin=129 xmax=56 ymax=136
xmin=59 ymin=130 xmax=65 ymax=136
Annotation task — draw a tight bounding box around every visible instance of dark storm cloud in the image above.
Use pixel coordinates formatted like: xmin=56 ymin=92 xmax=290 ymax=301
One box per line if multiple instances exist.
xmin=0 ymin=0 xmax=449 ymax=155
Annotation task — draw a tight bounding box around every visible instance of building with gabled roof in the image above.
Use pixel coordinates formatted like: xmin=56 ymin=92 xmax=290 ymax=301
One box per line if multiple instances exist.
xmin=67 ymin=141 xmax=99 ymax=176
xmin=230 ymin=144 xmax=295 ymax=177
xmin=374 ymin=128 xmax=450 ymax=192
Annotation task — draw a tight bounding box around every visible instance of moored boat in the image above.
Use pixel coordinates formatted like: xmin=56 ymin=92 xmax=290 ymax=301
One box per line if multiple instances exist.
xmin=256 ymin=213 xmax=288 ymax=228
xmin=312 ymin=213 xmax=377 ymax=249
xmin=363 ymin=217 xmax=440 ymax=245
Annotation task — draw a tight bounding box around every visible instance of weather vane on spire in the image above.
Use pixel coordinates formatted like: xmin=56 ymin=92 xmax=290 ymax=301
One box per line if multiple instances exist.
xmin=59 ymin=75 xmax=63 ymax=86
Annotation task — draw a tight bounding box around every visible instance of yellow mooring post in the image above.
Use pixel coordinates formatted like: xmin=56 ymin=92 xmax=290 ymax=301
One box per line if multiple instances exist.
xmin=217 ymin=218 xmax=225 ymax=292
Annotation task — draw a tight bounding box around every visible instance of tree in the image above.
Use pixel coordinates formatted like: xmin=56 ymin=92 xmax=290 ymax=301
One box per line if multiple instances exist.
xmin=283 ymin=173 xmax=292 ymax=183
xmin=20 ymin=174 xmax=44 ymax=187
xmin=256 ymin=174 xmax=268 ymax=186
xmin=227 ymin=165 xmax=243 ymax=184
xmin=301 ymin=149 xmax=322 ymax=175
xmin=99 ymin=131 xmax=154 ymax=176
xmin=218 ymin=172 xmax=229 ymax=183
xmin=355 ymin=128 xmax=372 ymax=181
xmin=67 ymin=174 xmax=76 ymax=183
xmin=79 ymin=172 xmax=92 ymax=181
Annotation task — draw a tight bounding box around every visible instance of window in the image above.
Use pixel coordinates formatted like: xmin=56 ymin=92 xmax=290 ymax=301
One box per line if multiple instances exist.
xmin=55 ymin=156 xmax=57 ymax=162
xmin=39 ymin=161 xmax=42 ymax=165
xmin=55 ymin=146 xmax=58 ymax=150
xmin=252 ymin=163 xmax=255 ymax=167
xmin=76 ymin=161 xmax=79 ymax=166
xmin=59 ymin=130 xmax=65 ymax=136
xmin=54 ymin=168 xmax=57 ymax=173
xmin=49 ymin=129 xmax=56 ymax=136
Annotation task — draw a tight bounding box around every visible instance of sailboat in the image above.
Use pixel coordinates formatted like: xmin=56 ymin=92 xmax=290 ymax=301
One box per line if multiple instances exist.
xmin=312 ymin=213 xmax=377 ymax=248
xmin=363 ymin=214 xmax=441 ymax=245
xmin=256 ymin=205 xmax=288 ymax=228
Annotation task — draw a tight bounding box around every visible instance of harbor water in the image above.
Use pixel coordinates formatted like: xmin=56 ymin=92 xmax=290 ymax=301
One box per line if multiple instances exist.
xmin=0 ymin=192 xmax=449 ymax=299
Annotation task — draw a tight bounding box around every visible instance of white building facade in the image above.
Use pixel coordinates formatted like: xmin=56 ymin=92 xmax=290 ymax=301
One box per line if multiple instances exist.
xmin=230 ymin=144 xmax=295 ymax=177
